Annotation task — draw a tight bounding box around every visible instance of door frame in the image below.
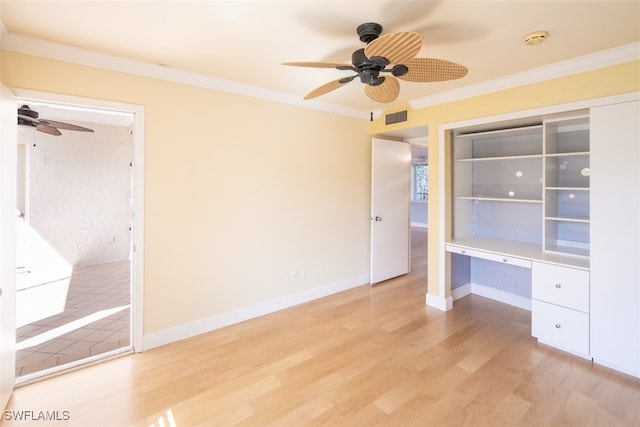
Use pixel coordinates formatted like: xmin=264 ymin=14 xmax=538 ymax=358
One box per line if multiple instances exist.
xmin=370 ymin=126 xmax=428 ymax=286
xmin=369 ymin=137 xmax=411 ymax=284
xmin=1 ymin=83 xmax=17 ymax=411
xmin=11 ymin=89 xmax=145 ymax=357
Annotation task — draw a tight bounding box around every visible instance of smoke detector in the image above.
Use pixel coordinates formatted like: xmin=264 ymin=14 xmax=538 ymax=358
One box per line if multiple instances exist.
xmin=524 ymin=30 xmax=549 ymax=46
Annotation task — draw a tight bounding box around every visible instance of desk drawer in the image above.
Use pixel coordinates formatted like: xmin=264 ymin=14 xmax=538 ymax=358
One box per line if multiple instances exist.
xmin=532 ymin=262 xmax=589 ymax=312
xmin=446 ymin=244 xmax=531 ymax=268
xmin=532 ymin=299 xmax=589 ymax=357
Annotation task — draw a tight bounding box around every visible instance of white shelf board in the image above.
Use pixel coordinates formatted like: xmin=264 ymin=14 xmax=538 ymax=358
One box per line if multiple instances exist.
xmin=456 ymin=124 xmax=543 ymax=140
xmin=545 ymin=216 xmax=590 ymax=223
xmin=457 ymin=196 xmax=542 ymax=204
xmin=545 ymin=187 xmax=590 ymax=191
xmin=544 ymin=244 xmax=590 ymax=259
xmin=545 ymin=151 xmax=589 ymax=157
xmin=457 ymin=154 xmax=543 ymax=162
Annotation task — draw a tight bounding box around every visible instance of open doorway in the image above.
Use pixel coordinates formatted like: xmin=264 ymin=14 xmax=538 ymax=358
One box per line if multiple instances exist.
xmin=14 ymin=95 xmax=143 ymax=383
xmin=370 ymin=125 xmax=428 ymax=284
xmin=410 ymin=143 xmax=428 ymax=229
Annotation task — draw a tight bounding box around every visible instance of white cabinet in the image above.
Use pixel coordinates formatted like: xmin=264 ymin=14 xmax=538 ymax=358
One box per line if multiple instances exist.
xmin=442 ymin=95 xmax=640 ymax=379
xmin=590 ymin=100 xmax=640 ymax=377
xmin=441 ymin=93 xmax=640 ymax=377
xmin=447 ymin=111 xmax=592 ymax=358
xmin=531 ymin=262 xmax=590 ymax=357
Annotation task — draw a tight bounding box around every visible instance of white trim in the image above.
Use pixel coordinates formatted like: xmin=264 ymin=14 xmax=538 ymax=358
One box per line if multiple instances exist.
xmin=142 ymin=274 xmax=369 ymax=351
xmin=411 ymin=42 xmax=640 ymax=109
xmin=441 ymin=92 xmax=640 ymax=133
xmin=450 ymin=282 xmax=531 ymax=311
xmin=592 ymin=358 xmax=640 ymax=380
xmin=470 ymin=283 xmax=531 ymax=311
xmin=425 ymin=293 xmax=452 ymax=311
xmin=410 ymin=222 xmax=428 ymax=229
xmin=12 ymin=89 xmax=146 ymax=354
xmin=0 ymin=32 xmax=367 ymax=120
xmin=451 ymin=283 xmax=471 ymax=301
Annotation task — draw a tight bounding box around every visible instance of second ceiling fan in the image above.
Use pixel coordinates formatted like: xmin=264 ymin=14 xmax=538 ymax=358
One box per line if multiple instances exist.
xmin=283 ymin=22 xmax=468 ymax=104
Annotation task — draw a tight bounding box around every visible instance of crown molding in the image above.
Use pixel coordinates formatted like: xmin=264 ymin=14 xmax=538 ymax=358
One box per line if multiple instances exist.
xmin=1 ymin=31 xmax=369 ymax=120
xmin=3 ymin=29 xmax=638 ymax=117
xmin=410 ymin=42 xmax=640 ymax=109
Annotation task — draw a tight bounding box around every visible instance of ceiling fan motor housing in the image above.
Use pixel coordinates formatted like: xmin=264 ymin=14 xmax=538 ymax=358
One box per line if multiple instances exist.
xmin=357 ymin=22 xmax=383 ymax=43
xmin=350 ymin=49 xmax=382 ymax=85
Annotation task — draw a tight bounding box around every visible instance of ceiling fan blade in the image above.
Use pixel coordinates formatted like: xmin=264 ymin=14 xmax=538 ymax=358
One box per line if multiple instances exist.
xmin=364 ymin=76 xmax=400 ymax=103
xmin=283 ymin=61 xmax=352 ymax=69
xmin=40 ymin=119 xmax=95 ymax=132
xmin=364 ymin=31 xmax=422 ymax=65
xmin=399 ymin=57 xmax=468 ymax=82
xmin=304 ymin=78 xmax=353 ymax=100
xmin=18 ymin=114 xmax=38 ymax=123
xmin=36 ymin=124 xmax=62 ymax=136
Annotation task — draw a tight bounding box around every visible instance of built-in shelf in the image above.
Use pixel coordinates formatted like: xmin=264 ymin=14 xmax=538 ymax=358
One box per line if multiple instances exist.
xmin=457 ymin=196 xmax=542 ymax=204
xmin=457 ymin=154 xmax=543 ymax=162
xmin=545 ymin=216 xmax=590 ymax=223
xmin=456 ymin=124 xmax=543 ymax=140
xmin=545 ymin=151 xmax=589 ymax=158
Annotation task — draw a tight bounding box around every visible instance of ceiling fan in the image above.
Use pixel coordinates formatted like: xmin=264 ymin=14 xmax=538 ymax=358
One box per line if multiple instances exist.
xmin=283 ymin=22 xmax=468 ymax=104
xmin=17 ymin=105 xmax=94 ymax=136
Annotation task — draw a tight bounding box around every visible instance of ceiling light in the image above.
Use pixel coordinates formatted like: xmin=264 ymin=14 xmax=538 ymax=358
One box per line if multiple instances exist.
xmin=523 ymin=31 xmax=549 ymax=46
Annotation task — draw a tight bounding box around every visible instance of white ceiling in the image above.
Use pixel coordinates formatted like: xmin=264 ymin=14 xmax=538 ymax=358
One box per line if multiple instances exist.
xmin=2 ymin=0 xmax=639 ymax=115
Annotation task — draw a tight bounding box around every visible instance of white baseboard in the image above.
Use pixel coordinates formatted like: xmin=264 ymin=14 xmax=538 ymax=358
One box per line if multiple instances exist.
xmin=451 ymin=283 xmax=471 ymax=301
xmin=453 ymin=282 xmax=531 ymax=311
xmin=425 ymin=293 xmax=453 ymax=311
xmin=592 ymin=358 xmax=640 ymax=379
xmin=142 ymin=274 xmax=369 ymax=350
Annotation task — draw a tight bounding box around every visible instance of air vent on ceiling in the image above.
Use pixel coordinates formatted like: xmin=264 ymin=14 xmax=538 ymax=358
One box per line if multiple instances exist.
xmin=385 ymin=110 xmax=408 ymax=125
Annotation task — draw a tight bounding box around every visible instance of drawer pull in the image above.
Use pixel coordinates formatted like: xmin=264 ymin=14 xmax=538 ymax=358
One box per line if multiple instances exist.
xmin=555 ymin=323 xmax=562 ymax=329
xmin=555 ymin=283 xmax=562 ymax=289
xmin=503 ymin=258 xmax=508 ymax=263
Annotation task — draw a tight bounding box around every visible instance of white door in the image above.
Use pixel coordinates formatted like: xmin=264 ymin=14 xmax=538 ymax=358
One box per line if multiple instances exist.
xmin=370 ymin=138 xmax=411 ymax=284
xmin=1 ymin=84 xmax=17 ymax=410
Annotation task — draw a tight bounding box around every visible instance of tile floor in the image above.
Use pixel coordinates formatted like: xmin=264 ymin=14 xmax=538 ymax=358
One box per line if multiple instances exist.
xmin=15 ymin=260 xmax=131 ymax=377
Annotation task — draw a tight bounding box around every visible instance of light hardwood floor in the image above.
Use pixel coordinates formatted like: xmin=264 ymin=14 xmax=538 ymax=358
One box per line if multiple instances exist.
xmin=4 ymin=228 xmax=639 ymax=426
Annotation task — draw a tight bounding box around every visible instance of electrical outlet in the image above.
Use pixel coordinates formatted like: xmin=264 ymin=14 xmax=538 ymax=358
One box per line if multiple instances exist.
xmin=289 ymin=271 xmax=297 ymax=280
xmin=301 ymin=269 xmax=309 ymax=279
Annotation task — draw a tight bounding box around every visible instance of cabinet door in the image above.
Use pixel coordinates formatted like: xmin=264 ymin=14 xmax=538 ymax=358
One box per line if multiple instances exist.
xmin=590 ymin=100 xmax=640 ymax=377
xmin=532 ymin=262 xmax=589 ymax=313
xmin=532 ymin=300 xmax=590 ymax=358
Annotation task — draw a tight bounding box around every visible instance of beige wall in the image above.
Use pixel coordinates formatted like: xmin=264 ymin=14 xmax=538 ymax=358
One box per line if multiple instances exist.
xmin=4 ymin=49 xmax=639 ymax=337
xmin=2 ymin=51 xmax=372 ymax=334
xmin=370 ymin=60 xmax=640 ymax=299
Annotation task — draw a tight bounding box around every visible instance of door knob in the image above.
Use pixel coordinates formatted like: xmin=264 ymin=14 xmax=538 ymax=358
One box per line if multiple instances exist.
xmin=375 ymin=216 xmax=382 ymax=222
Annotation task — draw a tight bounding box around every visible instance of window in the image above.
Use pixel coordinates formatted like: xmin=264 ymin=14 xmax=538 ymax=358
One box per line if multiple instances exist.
xmin=412 ymin=163 xmax=428 ymax=201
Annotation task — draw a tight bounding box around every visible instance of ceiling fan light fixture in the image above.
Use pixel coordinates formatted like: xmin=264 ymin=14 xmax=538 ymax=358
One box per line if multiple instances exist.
xmin=523 ymin=30 xmax=549 ymax=46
